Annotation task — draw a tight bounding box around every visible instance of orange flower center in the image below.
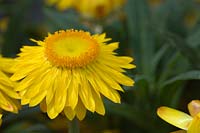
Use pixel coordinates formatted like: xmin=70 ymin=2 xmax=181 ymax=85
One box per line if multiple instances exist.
xmin=44 ymin=30 xmax=99 ymax=68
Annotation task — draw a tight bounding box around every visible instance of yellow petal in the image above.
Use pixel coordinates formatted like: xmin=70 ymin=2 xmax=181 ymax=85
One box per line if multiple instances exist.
xmin=47 ymin=99 xmax=59 ymax=119
xmin=188 ymin=113 xmax=200 ymax=133
xmin=75 ymin=100 xmax=86 ymax=120
xmin=64 ymin=106 xmax=75 ymax=120
xmin=0 ymin=57 xmax=15 ymax=73
xmin=79 ymin=72 xmax=95 ymax=112
xmin=157 ymin=106 xmax=192 ymax=130
xmin=54 ymin=70 xmax=67 ymax=113
xmin=46 ymin=68 xmax=58 ymax=105
xmin=66 ymin=71 xmax=78 ymax=109
xmin=91 ymin=89 xmax=105 ymax=115
xmin=29 ymin=91 xmax=46 ymax=107
xmin=92 ymin=63 xmax=124 ymax=92
xmin=188 ymin=100 xmax=200 ymax=117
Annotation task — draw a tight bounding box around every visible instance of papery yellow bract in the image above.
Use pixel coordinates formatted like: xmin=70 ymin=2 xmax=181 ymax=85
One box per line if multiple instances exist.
xmin=0 ymin=57 xmax=21 ymax=126
xmin=157 ymin=100 xmax=200 ymax=133
xmin=11 ymin=29 xmax=135 ymax=120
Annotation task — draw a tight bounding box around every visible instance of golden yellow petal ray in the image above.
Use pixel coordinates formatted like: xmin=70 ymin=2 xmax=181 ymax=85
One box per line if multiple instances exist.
xmin=101 ymin=42 xmax=119 ymax=52
xmin=157 ymin=106 xmax=192 ymax=130
xmin=64 ymin=106 xmax=75 ymax=120
xmin=46 ymin=67 xmax=59 ymax=105
xmin=0 ymin=71 xmax=13 ymax=87
xmin=11 ymin=64 xmax=42 ymax=81
xmin=29 ymin=90 xmax=47 ymax=107
xmin=22 ymin=66 xmax=50 ymax=99
xmin=99 ymin=55 xmax=135 ymax=69
xmin=88 ymin=65 xmax=121 ymax=103
xmin=92 ymin=63 xmax=124 ymax=92
xmin=78 ymin=69 xmax=95 ymax=112
xmin=15 ymin=75 xmax=34 ymax=91
xmin=54 ymin=69 xmax=67 ymax=113
xmin=65 ymin=70 xmax=79 ymax=109
xmin=188 ymin=113 xmax=200 ymax=133
xmin=84 ymin=68 xmax=101 ymax=96
xmin=75 ymin=100 xmax=87 ymax=120
xmin=21 ymin=98 xmax=30 ymax=105
xmin=97 ymin=63 xmax=134 ymax=86
xmin=91 ymin=88 xmax=105 ymax=115
xmin=93 ymin=33 xmax=111 ymax=43
xmin=30 ymin=39 xmax=45 ymax=46
xmin=0 ymin=92 xmax=16 ymax=112
xmin=0 ymin=57 xmax=15 ymax=73
xmin=47 ymin=95 xmax=59 ymax=119
xmin=0 ymin=83 xmax=20 ymax=99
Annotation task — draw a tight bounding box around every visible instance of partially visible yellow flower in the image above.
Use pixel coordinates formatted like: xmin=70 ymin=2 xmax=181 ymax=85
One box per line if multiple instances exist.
xmin=157 ymin=100 xmax=200 ymax=133
xmin=74 ymin=0 xmax=126 ymax=19
xmin=11 ymin=29 xmax=135 ymax=120
xmin=0 ymin=57 xmax=21 ymax=126
xmin=45 ymin=0 xmax=74 ymax=11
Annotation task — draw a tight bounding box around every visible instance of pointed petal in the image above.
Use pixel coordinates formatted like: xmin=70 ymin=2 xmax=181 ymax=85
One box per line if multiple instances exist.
xmin=157 ymin=106 xmax=192 ymax=130
xmin=64 ymin=106 xmax=75 ymax=120
xmin=188 ymin=113 xmax=200 ymax=133
xmin=66 ymin=71 xmax=78 ymax=109
xmin=188 ymin=100 xmax=200 ymax=117
xmin=75 ymin=100 xmax=86 ymax=120
xmin=91 ymin=89 xmax=105 ymax=115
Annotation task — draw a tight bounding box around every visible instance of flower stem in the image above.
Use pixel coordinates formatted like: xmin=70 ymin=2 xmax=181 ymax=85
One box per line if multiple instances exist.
xmin=68 ymin=118 xmax=80 ymax=133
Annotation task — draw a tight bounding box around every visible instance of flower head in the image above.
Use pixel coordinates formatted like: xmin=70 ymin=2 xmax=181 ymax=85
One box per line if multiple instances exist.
xmin=11 ymin=29 xmax=135 ymax=120
xmin=74 ymin=0 xmax=126 ymax=19
xmin=157 ymin=100 xmax=200 ymax=133
xmin=0 ymin=57 xmax=21 ymax=125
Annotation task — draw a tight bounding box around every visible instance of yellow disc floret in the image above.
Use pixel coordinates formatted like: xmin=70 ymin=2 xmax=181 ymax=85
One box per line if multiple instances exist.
xmin=45 ymin=30 xmax=99 ymax=68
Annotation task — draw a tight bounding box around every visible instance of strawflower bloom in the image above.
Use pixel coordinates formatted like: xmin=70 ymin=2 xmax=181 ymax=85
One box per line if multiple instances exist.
xmin=157 ymin=100 xmax=200 ymax=133
xmin=45 ymin=0 xmax=74 ymax=11
xmin=11 ymin=29 xmax=135 ymax=120
xmin=0 ymin=57 xmax=20 ymax=126
xmin=74 ymin=0 xmax=126 ymax=19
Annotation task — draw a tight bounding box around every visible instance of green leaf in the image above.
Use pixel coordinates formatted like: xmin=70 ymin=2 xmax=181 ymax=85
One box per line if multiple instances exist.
xmin=151 ymin=45 xmax=169 ymax=75
xmin=125 ymin=0 xmax=155 ymax=74
xmin=162 ymin=70 xmax=200 ymax=87
xmin=165 ymin=32 xmax=200 ymax=69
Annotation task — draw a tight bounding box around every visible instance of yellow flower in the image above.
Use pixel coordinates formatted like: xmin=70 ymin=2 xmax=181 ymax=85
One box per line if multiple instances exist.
xmin=0 ymin=57 xmax=21 ymax=126
xmin=74 ymin=0 xmax=126 ymax=19
xmin=157 ymin=100 xmax=200 ymax=133
xmin=11 ymin=29 xmax=135 ymax=120
xmin=45 ymin=0 xmax=74 ymax=11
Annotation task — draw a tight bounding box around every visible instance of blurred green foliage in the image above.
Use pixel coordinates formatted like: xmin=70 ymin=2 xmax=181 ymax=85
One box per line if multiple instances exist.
xmin=0 ymin=0 xmax=200 ymax=132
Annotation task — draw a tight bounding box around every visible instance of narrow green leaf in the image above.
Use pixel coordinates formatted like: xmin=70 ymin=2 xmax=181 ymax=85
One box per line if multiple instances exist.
xmin=162 ymin=70 xmax=200 ymax=87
